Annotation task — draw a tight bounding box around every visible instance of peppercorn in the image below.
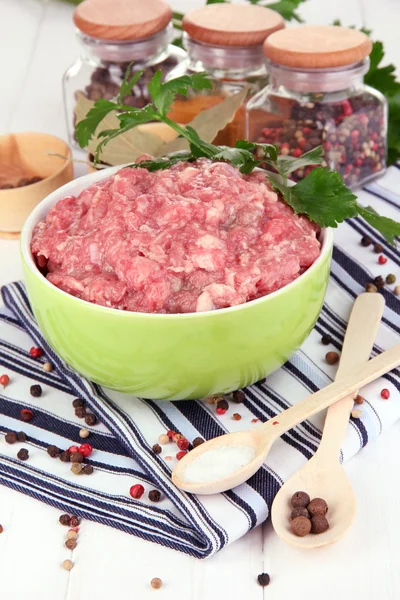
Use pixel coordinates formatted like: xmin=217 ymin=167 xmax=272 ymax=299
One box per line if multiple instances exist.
xmin=130 ymin=484 xmax=145 ymax=499
xmin=354 ymin=395 xmax=364 ymax=405
xmin=79 ymin=428 xmax=90 ymax=439
xmin=361 ymin=235 xmax=372 ymax=247
xmin=192 ymin=437 xmax=205 ymax=448
xmin=291 ymin=516 xmax=312 ymax=537
xmin=374 ymin=275 xmax=385 ymax=288
xmin=311 ymin=515 xmax=329 ymax=534
xmin=148 ymin=490 xmax=161 ymax=502
xmin=158 ymin=434 xmax=170 ymax=445
xmin=0 ymin=374 xmax=10 ymax=386
xmin=291 ymin=507 xmax=310 ymax=520
xmin=72 ymin=398 xmax=85 ymax=408
xmin=307 ymin=498 xmax=328 ymax=516
xmin=79 ymin=443 xmax=93 ymax=458
xmin=205 ymin=396 xmax=216 ymax=405
xmin=59 ymin=451 xmax=70 ymax=463
xmin=85 ymin=413 xmax=97 ymax=426
xmin=232 ymin=413 xmax=242 ymax=421
xmin=257 ymin=573 xmax=271 ymax=587
xmin=152 ymin=443 xmax=162 ymax=455
xmin=82 ymin=464 xmax=94 ymax=475
xmin=20 ymin=409 xmax=33 ymax=421
xmin=325 ymin=351 xmax=340 ymax=365
xmin=351 ymin=409 xmax=362 ymax=419
xmin=216 ymin=399 xmax=229 ymax=411
xmin=0 ymin=525 xmax=3 ymax=534
xmin=290 ymin=491 xmax=310 ymax=508
xmin=366 ymin=283 xmax=378 ymax=293
xmin=176 ymin=451 xmax=187 ymax=460
xmin=395 ymin=286 xmax=400 ymax=296
xmin=59 ymin=514 xmax=71 ymax=526
xmin=65 ymin=539 xmax=77 ymax=550
xmin=47 ymin=445 xmax=60 ymax=458
xmin=378 ymin=255 xmax=387 ymax=265
xmin=172 ymin=433 xmax=184 ymax=442
xmin=68 ymin=446 xmax=79 ymax=454
xmin=321 ymin=333 xmax=332 ymax=345
xmin=17 ymin=448 xmax=29 ymax=461
xmin=232 ymin=390 xmax=245 ymax=403
xmin=17 ymin=431 xmax=27 ymax=442
xmin=216 ymin=407 xmax=227 ymax=415
xmin=5 ymin=432 xmax=18 ymax=444
xmin=30 ymin=384 xmax=42 ymax=397
xmin=381 ymin=388 xmax=390 ymax=400
xmin=66 ymin=530 xmax=78 ymax=540
xmin=386 ymin=274 xmax=396 ymax=284
xmin=71 ymin=463 xmax=83 ymax=475
xmin=177 ymin=438 xmax=189 ymax=451
xmin=150 ymin=578 xmax=162 ymax=590
xmin=70 ymin=452 xmax=83 ymax=463
xmin=70 ymin=516 xmax=80 ymax=527
xmin=29 ymin=347 xmax=43 ymax=358
xmin=62 ymin=559 xmax=74 ymax=571
xmin=75 ymin=406 xmax=86 ymax=418
xmin=43 ymin=362 xmax=53 ymax=373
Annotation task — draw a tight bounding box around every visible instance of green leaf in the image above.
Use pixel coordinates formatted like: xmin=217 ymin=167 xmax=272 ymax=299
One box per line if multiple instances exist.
xmin=118 ymin=65 xmax=144 ymax=104
xmin=273 ymin=168 xmax=359 ymax=227
xmin=149 ymin=71 xmax=213 ymax=116
xmin=364 ymin=41 xmax=400 ymax=96
xmin=387 ymin=94 xmax=400 ymax=165
xmin=265 ymin=0 xmax=306 ymax=22
xmin=131 ymin=152 xmax=194 ymax=172
xmin=75 ymin=99 xmax=117 ymax=148
xmin=275 ymin=146 xmax=324 ymax=178
xmin=357 ymin=205 xmax=400 ymax=245
xmin=235 ymin=140 xmax=278 ymax=162
xmin=117 ymin=105 xmax=157 ymax=129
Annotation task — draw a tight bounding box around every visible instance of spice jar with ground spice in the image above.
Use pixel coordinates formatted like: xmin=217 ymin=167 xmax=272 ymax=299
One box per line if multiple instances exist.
xmin=246 ymin=26 xmax=387 ymax=188
xmin=166 ymin=3 xmax=284 ymax=147
xmin=63 ymin=0 xmax=186 ymax=147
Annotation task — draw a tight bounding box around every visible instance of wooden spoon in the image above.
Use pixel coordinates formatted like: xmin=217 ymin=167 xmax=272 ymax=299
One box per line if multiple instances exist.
xmin=173 ymin=320 xmax=398 ymax=496
xmin=270 ymin=293 xmax=385 ymax=548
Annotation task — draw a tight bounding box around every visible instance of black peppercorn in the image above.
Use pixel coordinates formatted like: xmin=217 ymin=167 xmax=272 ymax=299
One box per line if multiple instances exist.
xmin=82 ymin=464 xmax=94 ymax=475
xmin=85 ymin=413 xmax=98 ymax=426
xmin=192 ymin=437 xmax=205 ymax=448
xmin=5 ymin=432 xmax=18 ymax=444
xmin=72 ymin=398 xmax=85 ymax=408
xmin=148 ymin=490 xmax=161 ymax=502
xmin=70 ymin=516 xmax=80 ymax=527
xmin=59 ymin=451 xmax=71 ymax=463
xmin=59 ymin=514 xmax=71 ymax=526
xmin=321 ymin=333 xmax=332 ymax=345
xmin=17 ymin=448 xmax=29 ymax=461
xmin=374 ymin=242 xmax=384 ymax=254
xmin=17 ymin=431 xmax=27 ymax=442
xmin=47 ymin=445 xmax=60 ymax=458
xmin=75 ymin=406 xmax=87 ymax=418
xmin=216 ymin=398 xmax=229 ymax=411
xmin=70 ymin=452 xmax=83 ymax=463
xmin=374 ymin=275 xmax=385 ymax=289
xmin=232 ymin=390 xmax=245 ymax=403
xmin=361 ymin=235 xmax=372 ymax=247
xmin=257 ymin=573 xmax=271 ymax=587
xmin=290 ymin=491 xmax=310 ymax=508
xmin=30 ymin=384 xmax=42 ymax=397
xmin=152 ymin=444 xmax=162 ymax=455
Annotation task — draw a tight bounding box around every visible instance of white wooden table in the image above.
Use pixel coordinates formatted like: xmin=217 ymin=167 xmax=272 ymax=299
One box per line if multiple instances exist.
xmin=1 ymin=1 xmax=399 ymax=598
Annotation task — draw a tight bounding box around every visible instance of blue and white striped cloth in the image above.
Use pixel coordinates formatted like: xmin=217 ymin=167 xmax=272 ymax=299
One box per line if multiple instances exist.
xmin=0 ymin=166 xmax=399 ymax=559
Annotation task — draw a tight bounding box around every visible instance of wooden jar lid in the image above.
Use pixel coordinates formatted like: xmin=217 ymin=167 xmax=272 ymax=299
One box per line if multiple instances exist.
xmin=183 ymin=4 xmax=285 ymax=47
xmin=73 ymin=0 xmax=173 ymax=41
xmin=264 ymin=25 xmax=372 ymax=69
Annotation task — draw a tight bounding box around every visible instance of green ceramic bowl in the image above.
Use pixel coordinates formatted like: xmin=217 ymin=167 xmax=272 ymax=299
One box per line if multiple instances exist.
xmin=21 ymin=166 xmax=333 ymax=400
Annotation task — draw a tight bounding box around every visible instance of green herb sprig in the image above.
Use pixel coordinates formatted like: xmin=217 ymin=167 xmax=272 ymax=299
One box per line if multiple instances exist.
xmin=75 ymin=70 xmax=400 ymax=244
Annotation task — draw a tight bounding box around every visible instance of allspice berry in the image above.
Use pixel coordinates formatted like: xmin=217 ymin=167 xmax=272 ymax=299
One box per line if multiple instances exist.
xmin=65 ymin=539 xmax=77 ymax=550
xmin=5 ymin=432 xmax=18 ymax=444
xmin=62 ymin=559 xmax=74 ymax=571
xmin=150 ymin=578 xmax=162 ymax=590
xmin=290 ymin=491 xmax=310 ymax=508
xmin=354 ymin=395 xmax=364 ymax=405
xmin=311 ymin=515 xmax=329 ymax=534
xmin=325 ymin=351 xmax=340 ymax=365
xmin=307 ymin=498 xmax=328 ymax=516
xmin=291 ymin=507 xmax=310 ymax=520
xmin=291 ymin=516 xmax=312 ymax=537
xmin=192 ymin=437 xmax=205 ymax=448
xmin=152 ymin=443 xmax=162 ymax=455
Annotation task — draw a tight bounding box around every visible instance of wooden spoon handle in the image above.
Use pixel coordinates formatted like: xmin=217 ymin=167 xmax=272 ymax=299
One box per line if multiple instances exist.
xmin=317 ymin=293 xmax=385 ymax=459
xmin=259 ymin=343 xmax=400 ymax=442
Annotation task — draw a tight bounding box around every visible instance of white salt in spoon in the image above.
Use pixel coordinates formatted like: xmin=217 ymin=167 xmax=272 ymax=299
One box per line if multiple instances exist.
xmin=173 ymin=314 xmax=399 ymax=496
xmin=271 ymin=292 xmax=384 ymax=549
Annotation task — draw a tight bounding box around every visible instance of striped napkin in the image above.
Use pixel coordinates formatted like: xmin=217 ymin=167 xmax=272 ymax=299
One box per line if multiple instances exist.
xmin=0 ymin=166 xmax=399 ymax=559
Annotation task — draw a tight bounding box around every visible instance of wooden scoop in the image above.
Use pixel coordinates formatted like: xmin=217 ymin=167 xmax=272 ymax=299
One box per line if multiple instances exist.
xmin=173 ymin=300 xmax=397 ymax=496
xmin=271 ymin=293 xmax=385 ymax=548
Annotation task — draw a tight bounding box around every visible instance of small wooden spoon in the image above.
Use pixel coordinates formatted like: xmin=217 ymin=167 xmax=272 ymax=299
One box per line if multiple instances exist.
xmin=271 ymin=293 xmax=385 ymax=548
xmin=173 ymin=334 xmax=399 ymax=496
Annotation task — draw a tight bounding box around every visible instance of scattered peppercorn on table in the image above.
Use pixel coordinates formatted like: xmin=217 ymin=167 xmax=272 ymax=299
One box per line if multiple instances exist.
xmin=0 ymin=1 xmax=399 ymax=599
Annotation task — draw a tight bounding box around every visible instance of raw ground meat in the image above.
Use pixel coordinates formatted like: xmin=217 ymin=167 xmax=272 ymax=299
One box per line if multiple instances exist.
xmin=31 ymin=159 xmax=321 ymax=314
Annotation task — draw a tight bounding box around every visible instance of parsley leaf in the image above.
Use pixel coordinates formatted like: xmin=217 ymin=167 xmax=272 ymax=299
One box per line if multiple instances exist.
xmin=149 ymin=72 xmax=213 ymax=116
xmin=118 ymin=65 xmax=144 ymax=104
xmin=364 ymin=41 xmax=400 ymax=96
xmin=357 ymin=205 xmax=400 ymax=245
xmin=75 ymin=99 xmax=116 ymax=148
xmin=388 ymin=94 xmax=400 ymax=165
xmin=264 ymin=0 xmax=305 ymax=22
xmin=274 ymin=146 xmax=324 ymax=179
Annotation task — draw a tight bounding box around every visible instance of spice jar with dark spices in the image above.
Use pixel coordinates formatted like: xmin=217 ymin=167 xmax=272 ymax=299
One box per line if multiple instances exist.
xmin=166 ymin=3 xmax=284 ymax=147
xmin=63 ymin=0 xmax=186 ymax=147
xmin=246 ymin=26 xmax=387 ymax=188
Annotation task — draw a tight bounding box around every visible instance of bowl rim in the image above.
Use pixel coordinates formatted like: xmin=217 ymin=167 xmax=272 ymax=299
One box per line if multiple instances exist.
xmin=21 ymin=164 xmax=333 ymax=320
xmin=0 ymin=132 xmax=72 ymax=193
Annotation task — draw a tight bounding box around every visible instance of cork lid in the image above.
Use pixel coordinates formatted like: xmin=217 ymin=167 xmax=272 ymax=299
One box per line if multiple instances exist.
xmin=264 ymin=25 xmax=372 ymax=68
xmin=183 ymin=4 xmax=285 ymax=47
xmin=73 ymin=0 xmax=172 ymax=41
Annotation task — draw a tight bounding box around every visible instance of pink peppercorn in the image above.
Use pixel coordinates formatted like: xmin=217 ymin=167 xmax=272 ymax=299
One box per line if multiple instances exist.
xmin=68 ymin=446 xmax=79 ymax=454
xmin=20 ymin=409 xmax=34 ymax=422
xmin=0 ymin=374 xmax=10 ymax=387
xmin=292 ymin=148 xmax=302 ymax=158
xmin=177 ymin=438 xmax=189 ymax=451
xmin=129 ymin=484 xmax=145 ymax=499
xmin=216 ymin=407 xmax=227 ymax=415
xmin=380 ymin=388 xmax=390 ymax=400
xmin=166 ymin=430 xmax=176 ymax=440
xmin=29 ymin=347 xmax=43 ymax=358
xmin=176 ymin=451 xmax=187 ymax=461
xmin=79 ymin=443 xmax=93 ymax=458
xmin=378 ymin=255 xmax=387 ymax=265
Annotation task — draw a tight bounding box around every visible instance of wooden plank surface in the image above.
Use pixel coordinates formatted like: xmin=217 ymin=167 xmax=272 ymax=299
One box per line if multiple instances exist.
xmin=0 ymin=0 xmax=399 ymax=598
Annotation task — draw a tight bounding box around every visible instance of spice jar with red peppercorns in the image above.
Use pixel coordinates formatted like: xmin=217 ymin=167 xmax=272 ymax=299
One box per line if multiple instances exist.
xmin=246 ymin=26 xmax=387 ymax=188
xmin=62 ymin=0 xmax=186 ymax=147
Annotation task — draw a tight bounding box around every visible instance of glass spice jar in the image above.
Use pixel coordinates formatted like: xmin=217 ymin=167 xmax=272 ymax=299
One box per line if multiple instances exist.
xmin=63 ymin=0 xmax=186 ymax=147
xmin=166 ymin=3 xmax=285 ymax=147
xmin=246 ymin=26 xmax=388 ymax=188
